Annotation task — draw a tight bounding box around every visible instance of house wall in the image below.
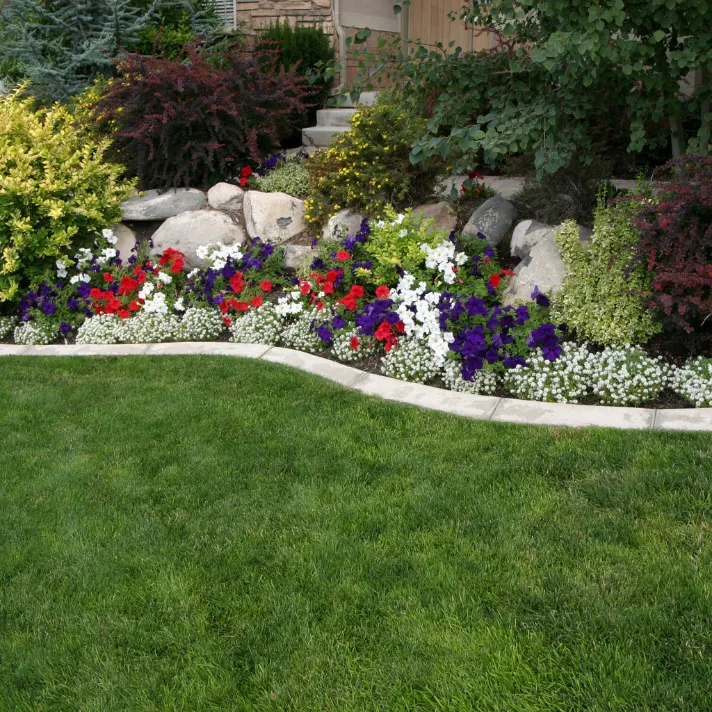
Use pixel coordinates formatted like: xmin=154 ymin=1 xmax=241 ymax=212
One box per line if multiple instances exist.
xmin=235 ymin=0 xmax=335 ymax=36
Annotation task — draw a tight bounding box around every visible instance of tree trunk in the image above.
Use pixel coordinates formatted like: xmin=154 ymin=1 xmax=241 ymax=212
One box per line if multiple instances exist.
xmin=670 ymin=113 xmax=685 ymax=158
xmin=700 ymin=69 xmax=711 ymax=155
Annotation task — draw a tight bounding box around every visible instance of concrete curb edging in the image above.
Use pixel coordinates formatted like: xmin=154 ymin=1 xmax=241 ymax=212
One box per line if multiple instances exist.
xmin=2 ymin=342 xmax=711 ymax=432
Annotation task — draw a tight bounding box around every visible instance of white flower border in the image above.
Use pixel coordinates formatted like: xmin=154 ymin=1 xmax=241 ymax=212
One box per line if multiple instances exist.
xmin=2 ymin=343 xmax=711 ymax=432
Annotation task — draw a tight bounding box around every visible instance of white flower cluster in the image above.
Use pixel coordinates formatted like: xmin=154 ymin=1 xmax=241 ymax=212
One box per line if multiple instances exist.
xmin=230 ymin=304 xmax=284 ymax=345
xmin=195 ymin=242 xmax=244 ymax=270
xmin=0 ymin=315 xmax=16 ymax=339
xmin=76 ymin=314 xmax=125 ymax=345
xmin=671 ymin=357 xmax=712 ymax=407
xmin=122 ymin=312 xmax=181 ymax=343
xmin=331 ymin=329 xmax=376 ymax=363
xmin=275 ymin=290 xmax=304 ymax=318
xmin=101 ymin=228 xmax=118 ymax=245
xmin=589 ymin=345 xmax=674 ymax=406
xmin=381 ymin=336 xmax=442 ymax=384
xmin=504 ymin=342 xmax=593 ymax=403
xmin=178 ymin=306 xmax=225 ymax=342
xmin=373 ymin=213 xmax=405 ymax=229
xmin=13 ymin=321 xmax=56 ymax=346
xmin=390 ymin=272 xmax=453 ymax=367
xmin=420 ymin=240 xmax=468 ymax=284
xmin=443 ymin=359 xmax=499 ymax=395
xmin=280 ymin=309 xmax=322 ymax=353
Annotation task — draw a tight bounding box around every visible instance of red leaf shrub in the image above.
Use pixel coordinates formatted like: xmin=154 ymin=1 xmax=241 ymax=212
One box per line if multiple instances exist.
xmin=93 ymin=43 xmax=314 ymax=190
xmin=632 ymin=155 xmax=712 ymax=343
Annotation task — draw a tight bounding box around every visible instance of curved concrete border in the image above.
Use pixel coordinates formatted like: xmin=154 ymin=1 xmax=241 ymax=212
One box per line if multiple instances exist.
xmin=2 ymin=342 xmax=711 ymax=432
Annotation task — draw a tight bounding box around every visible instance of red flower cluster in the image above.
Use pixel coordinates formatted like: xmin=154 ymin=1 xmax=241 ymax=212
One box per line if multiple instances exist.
xmin=336 ymin=283 xmax=365 ymax=311
xmin=374 ymin=319 xmax=405 ymax=352
xmin=239 ymin=166 xmax=253 ymax=188
xmin=462 ymin=171 xmax=486 ymax=195
xmin=488 ymin=269 xmax=516 ymax=289
xmin=158 ymin=248 xmax=185 ymax=274
xmin=298 ymin=269 xmax=348 ymax=311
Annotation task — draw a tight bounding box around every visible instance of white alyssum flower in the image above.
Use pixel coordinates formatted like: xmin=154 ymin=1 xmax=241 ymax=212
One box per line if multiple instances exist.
xmin=56 ymin=259 xmax=68 ymax=279
xmin=102 ymin=228 xmax=118 ymax=245
xmin=589 ymin=345 xmax=674 ymax=406
xmin=196 ymin=242 xmax=244 ymax=271
xmin=443 ymin=359 xmax=499 ymax=395
xmin=331 ymin=329 xmax=377 ymax=363
xmin=0 ymin=315 xmax=17 ymax=339
xmin=275 ymin=290 xmax=304 ymax=318
xmin=178 ymin=306 xmax=225 ymax=341
xmin=390 ymin=272 xmax=453 ymax=367
xmin=280 ymin=308 xmax=322 ymax=353
xmin=230 ymin=303 xmax=284 ymax=345
xmin=671 ymin=356 xmax=712 ymax=407
xmin=381 ymin=336 xmax=442 ymax=384
xmin=14 ymin=321 xmax=56 ymax=345
xmin=76 ymin=314 xmax=126 ymax=345
xmin=122 ymin=312 xmax=181 ymax=343
xmin=420 ymin=240 xmax=468 ymax=285
xmin=504 ymin=342 xmax=593 ymax=404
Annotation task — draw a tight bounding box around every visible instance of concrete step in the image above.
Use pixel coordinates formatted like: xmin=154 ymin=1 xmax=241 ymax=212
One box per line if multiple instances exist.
xmin=316 ymin=108 xmax=357 ymax=127
xmin=340 ymin=91 xmax=380 ymax=108
xmin=302 ymin=125 xmax=351 ymax=147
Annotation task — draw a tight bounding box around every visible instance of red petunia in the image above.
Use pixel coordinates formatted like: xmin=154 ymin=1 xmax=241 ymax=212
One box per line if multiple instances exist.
xmin=299 ymin=281 xmax=311 ymax=295
xmin=338 ymin=294 xmax=357 ymax=311
xmin=374 ymin=321 xmax=392 ymax=340
xmin=350 ymin=336 xmax=359 ymax=350
xmin=89 ymin=287 xmax=103 ymax=299
xmin=234 ymin=301 xmax=250 ymax=311
xmin=169 ymin=259 xmax=184 ymax=274
xmin=118 ymin=276 xmax=138 ymax=296
xmin=375 ymin=285 xmax=390 ymax=299
xmin=395 ymin=320 xmax=405 ymax=334
xmin=223 ymin=316 xmax=232 ymax=327
xmin=501 ymin=269 xmax=516 ymax=276
xmin=489 ymin=273 xmax=501 ymax=288
xmin=103 ymin=272 xmax=113 ymax=283
xmin=316 ymin=301 xmax=324 ymax=311
xmin=137 ymin=271 xmax=147 ymax=285
xmin=117 ymin=309 xmax=130 ymax=319
xmin=239 ymin=177 xmax=248 ymax=187
xmin=349 ymin=284 xmax=364 ymax=298
xmin=128 ymin=300 xmax=141 ymax=311
xmin=260 ymin=280 xmax=273 ymax=292
xmin=219 ymin=301 xmax=229 ymax=313
xmin=326 ymin=270 xmax=339 ymax=282
xmin=336 ymin=250 xmax=351 ymax=261
xmin=251 ymin=295 xmax=263 ymax=308
xmin=230 ymin=273 xmax=245 ymax=293
xmin=241 ymin=166 xmax=253 ymax=178
xmin=322 ymin=281 xmax=334 ymax=295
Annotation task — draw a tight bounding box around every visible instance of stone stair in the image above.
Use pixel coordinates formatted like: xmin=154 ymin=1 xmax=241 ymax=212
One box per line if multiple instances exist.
xmin=302 ymin=108 xmax=357 ymax=148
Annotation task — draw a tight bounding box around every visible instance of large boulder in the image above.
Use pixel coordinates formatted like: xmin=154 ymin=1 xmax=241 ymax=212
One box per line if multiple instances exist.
xmin=121 ymin=188 xmax=207 ymax=221
xmin=283 ymin=244 xmax=313 ymax=271
xmin=207 ymin=182 xmax=244 ymax=211
xmin=412 ymin=201 xmax=457 ymax=234
xmin=111 ymin=223 xmax=138 ymax=261
xmin=150 ymin=210 xmax=246 ymax=269
xmin=244 ymin=191 xmax=306 ymax=243
xmin=462 ymin=195 xmax=517 ymax=247
xmin=502 ymin=239 xmax=566 ymax=305
xmin=510 ymin=220 xmax=553 ymax=260
xmin=322 ymin=208 xmax=365 ymax=241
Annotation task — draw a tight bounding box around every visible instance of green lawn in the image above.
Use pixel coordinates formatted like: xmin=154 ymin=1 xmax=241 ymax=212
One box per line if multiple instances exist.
xmin=1 ymin=356 xmax=711 ymax=711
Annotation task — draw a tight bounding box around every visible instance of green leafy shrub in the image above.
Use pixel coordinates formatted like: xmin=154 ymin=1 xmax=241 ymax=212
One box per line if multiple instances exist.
xmin=253 ymin=158 xmax=310 ymax=199
xmin=552 ymin=200 xmax=660 ymax=345
xmin=304 ymin=102 xmax=446 ymax=226
xmin=0 ymin=93 xmax=136 ymax=303
xmin=511 ymin=157 xmax=618 ymax=228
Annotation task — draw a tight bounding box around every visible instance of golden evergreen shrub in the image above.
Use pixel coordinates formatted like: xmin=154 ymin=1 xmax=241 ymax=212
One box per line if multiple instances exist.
xmin=0 ymin=92 xmax=135 ymax=303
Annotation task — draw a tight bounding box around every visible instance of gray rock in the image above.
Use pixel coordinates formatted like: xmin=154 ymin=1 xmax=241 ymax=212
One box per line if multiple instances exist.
xmin=283 ymin=244 xmax=313 ymax=271
xmin=322 ymin=208 xmax=364 ymax=241
xmin=510 ymin=220 xmax=553 ymax=259
xmin=503 ymin=239 xmax=566 ymax=305
xmin=121 ymin=188 xmax=207 ymax=221
xmin=244 ymin=191 xmax=306 ymax=243
xmin=412 ymin=201 xmax=457 ymax=234
xmin=207 ymin=182 xmax=244 ymax=211
xmin=150 ymin=210 xmax=246 ymax=269
xmin=111 ymin=223 xmax=138 ymax=260
xmin=462 ymin=195 xmax=517 ymax=246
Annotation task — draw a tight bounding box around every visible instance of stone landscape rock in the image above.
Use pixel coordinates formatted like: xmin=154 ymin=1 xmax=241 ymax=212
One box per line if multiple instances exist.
xmin=503 ymin=238 xmax=566 ymax=306
xmin=412 ymin=201 xmax=457 ymax=234
xmin=121 ymin=188 xmax=207 ymax=221
xmin=244 ymin=191 xmax=306 ymax=243
xmin=112 ymin=223 xmax=138 ymax=260
xmin=283 ymin=244 xmax=313 ymax=270
xmin=321 ymin=208 xmax=364 ymax=241
xmin=510 ymin=219 xmax=553 ymax=259
xmin=207 ymin=182 xmax=244 ymax=211
xmin=150 ymin=210 xmax=246 ymax=269
xmin=462 ymin=195 xmax=517 ymax=246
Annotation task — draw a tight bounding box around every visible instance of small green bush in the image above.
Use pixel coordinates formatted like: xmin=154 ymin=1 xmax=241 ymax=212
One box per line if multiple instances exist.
xmin=0 ymin=93 xmax=135 ymax=303
xmin=552 ymin=200 xmax=660 ymax=345
xmin=304 ymin=102 xmax=446 ymax=226
xmin=253 ymin=159 xmax=310 ymax=199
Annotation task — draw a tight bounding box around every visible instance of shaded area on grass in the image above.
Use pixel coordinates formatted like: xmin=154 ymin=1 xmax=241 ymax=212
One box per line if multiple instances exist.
xmin=1 ymin=356 xmax=711 ymax=711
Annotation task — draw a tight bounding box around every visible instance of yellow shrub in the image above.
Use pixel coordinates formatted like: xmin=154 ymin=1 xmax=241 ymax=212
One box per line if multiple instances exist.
xmin=0 ymin=92 xmax=135 ymax=303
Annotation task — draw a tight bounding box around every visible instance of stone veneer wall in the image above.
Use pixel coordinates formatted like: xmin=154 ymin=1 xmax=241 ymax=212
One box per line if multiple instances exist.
xmin=236 ymin=0 xmax=334 ymax=37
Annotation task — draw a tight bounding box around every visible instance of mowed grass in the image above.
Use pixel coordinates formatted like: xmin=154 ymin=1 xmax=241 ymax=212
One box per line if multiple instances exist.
xmin=0 ymin=357 xmax=711 ymax=712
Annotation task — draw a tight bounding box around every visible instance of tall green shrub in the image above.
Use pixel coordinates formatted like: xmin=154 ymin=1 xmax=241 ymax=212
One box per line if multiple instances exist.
xmin=552 ymin=199 xmax=660 ymax=345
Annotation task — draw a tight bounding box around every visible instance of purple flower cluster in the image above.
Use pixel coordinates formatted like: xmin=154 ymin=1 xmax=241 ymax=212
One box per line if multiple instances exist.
xmin=355 ymin=298 xmax=398 ymax=336
xmin=256 ymin=152 xmax=287 ymax=176
xmin=526 ymin=323 xmax=562 ymax=360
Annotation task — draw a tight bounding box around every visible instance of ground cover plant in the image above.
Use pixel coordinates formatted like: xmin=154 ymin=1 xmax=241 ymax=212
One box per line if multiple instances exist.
xmin=1 ymin=356 xmax=711 ymax=710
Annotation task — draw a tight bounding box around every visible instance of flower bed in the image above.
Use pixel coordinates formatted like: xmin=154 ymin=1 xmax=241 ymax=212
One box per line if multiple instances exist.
xmin=3 ymin=211 xmax=711 ymax=411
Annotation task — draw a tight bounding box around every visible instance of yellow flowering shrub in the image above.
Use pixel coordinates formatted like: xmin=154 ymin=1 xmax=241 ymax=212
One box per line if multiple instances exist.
xmin=304 ymin=102 xmax=446 ymax=226
xmin=0 ymin=92 xmax=135 ymax=303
